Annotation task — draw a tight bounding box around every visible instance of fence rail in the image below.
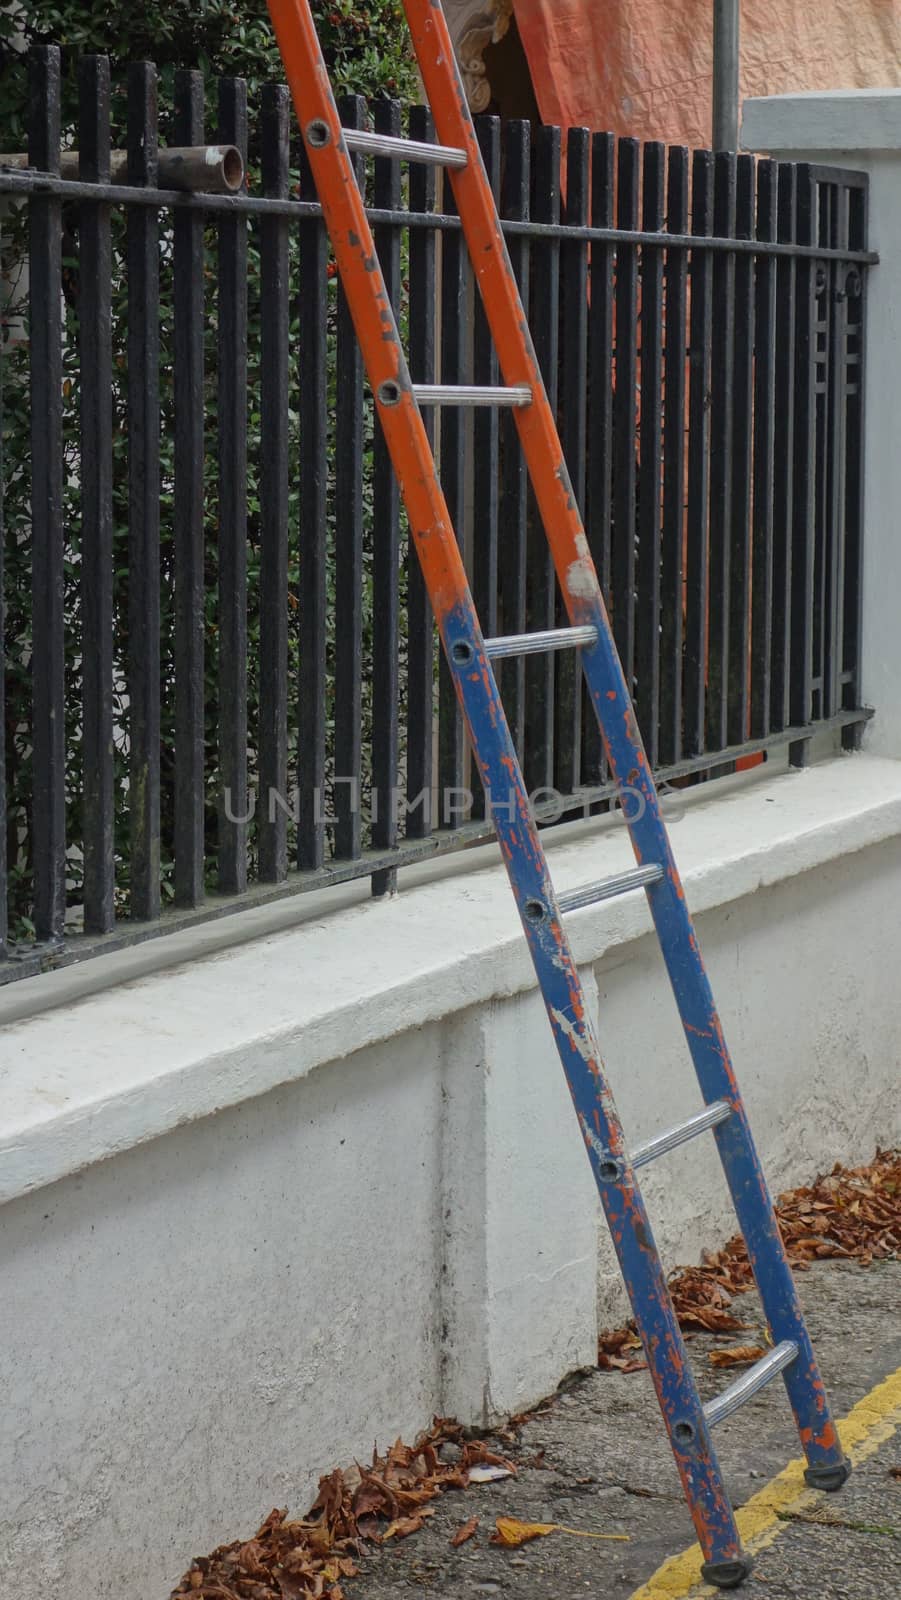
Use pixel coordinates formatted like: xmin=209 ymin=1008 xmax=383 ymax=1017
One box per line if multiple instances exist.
xmin=0 ymin=46 xmax=871 ymax=981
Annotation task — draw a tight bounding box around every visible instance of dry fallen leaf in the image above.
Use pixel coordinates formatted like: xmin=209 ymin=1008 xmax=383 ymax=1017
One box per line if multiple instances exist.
xmin=889 ymin=1466 xmax=901 ymax=1481
xmin=678 ymin=1307 xmax=750 ymax=1335
xmin=383 ymin=1509 xmax=434 ymax=1541
xmin=450 ymin=1516 xmax=480 ymax=1547
xmin=170 ymin=1417 xmax=509 ymax=1598
xmin=598 ymin=1327 xmax=648 ymax=1374
xmin=492 ymin=1516 xmax=629 ymax=1547
xmin=599 ymin=1150 xmax=899 ymax=1371
xmin=708 ymin=1345 xmax=768 ymax=1368
xmin=491 ymin=1517 xmax=558 ymax=1548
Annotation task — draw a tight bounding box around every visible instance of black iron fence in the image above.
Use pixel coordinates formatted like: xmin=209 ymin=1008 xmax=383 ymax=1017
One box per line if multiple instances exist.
xmin=0 ymin=46 xmax=872 ymax=980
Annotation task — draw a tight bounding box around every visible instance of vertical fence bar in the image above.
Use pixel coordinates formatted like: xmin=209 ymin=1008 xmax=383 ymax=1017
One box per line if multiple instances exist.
xmin=405 ymin=104 xmax=437 ymax=838
xmin=613 ymin=136 xmax=640 ymax=698
xmin=842 ymin=181 xmax=867 ymax=743
xmin=637 ymin=140 xmax=665 ymax=765
xmin=0 ymin=210 xmax=6 ymax=956
xmin=524 ymin=124 xmax=561 ymax=797
xmin=297 ymin=139 xmax=329 ymax=870
xmin=173 ymin=69 xmax=206 ymax=906
xmin=813 ymin=183 xmax=831 ymax=723
xmin=660 ymin=145 xmax=689 ymax=768
xmin=790 ymin=164 xmax=816 ymax=765
xmin=684 ymin=150 xmax=714 ymax=756
xmin=258 ymin=83 xmax=291 ymax=883
xmin=771 ymin=162 xmax=797 ymax=734
xmin=437 ymin=150 xmax=469 ymax=822
xmin=727 ymin=153 xmax=755 ymax=745
xmin=750 ymin=160 xmax=777 ymax=740
xmin=471 ymin=114 xmax=501 ymax=821
xmin=472 ymin=115 xmax=501 ymax=639
xmin=498 ymin=119 xmax=530 ymax=759
xmin=583 ymin=131 xmax=615 ymax=787
xmin=333 ymin=96 xmax=366 ymax=858
xmin=371 ymin=98 xmax=403 ymax=888
xmin=28 ymin=46 xmax=66 ymax=943
xmin=556 ymin=125 xmax=590 ymax=796
xmin=127 ymin=61 xmax=161 ymax=922
xmin=217 ymin=76 xmax=249 ymax=894
xmin=824 ymin=181 xmax=845 ymax=721
xmin=706 ymin=151 xmax=736 ymax=754
xmin=78 ymin=54 xmax=115 ymax=935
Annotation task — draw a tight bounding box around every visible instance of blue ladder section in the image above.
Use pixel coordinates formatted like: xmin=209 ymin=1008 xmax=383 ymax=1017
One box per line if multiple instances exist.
xmin=445 ymin=603 xmax=850 ymax=1587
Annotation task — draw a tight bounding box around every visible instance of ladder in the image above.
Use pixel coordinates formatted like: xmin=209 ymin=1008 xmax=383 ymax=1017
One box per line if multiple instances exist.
xmin=266 ymin=1 xmax=850 ymax=1584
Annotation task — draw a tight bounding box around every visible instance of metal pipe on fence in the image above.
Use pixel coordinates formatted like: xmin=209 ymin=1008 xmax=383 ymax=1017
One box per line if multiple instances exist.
xmin=0 ymin=144 xmax=245 ymax=193
xmin=713 ymin=0 xmax=740 ymax=151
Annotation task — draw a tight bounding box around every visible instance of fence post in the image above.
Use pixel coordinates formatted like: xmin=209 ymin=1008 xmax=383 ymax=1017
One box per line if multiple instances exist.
xmin=371 ymin=98 xmax=404 ymax=894
xmin=742 ymin=96 xmax=887 ymax=753
xmin=173 ymin=69 xmax=207 ymax=908
xmin=216 ymin=76 xmax=250 ymax=896
xmin=28 ymin=45 xmax=66 ymax=944
xmin=405 ymin=105 xmax=438 ymax=838
xmin=127 ymin=61 xmax=162 ymax=924
xmin=79 ymin=55 xmax=115 ymax=935
xmin=0 ymin=205 xmax=5 ymax=959
xmin=258 ymin=83 xmax=291 ymax=886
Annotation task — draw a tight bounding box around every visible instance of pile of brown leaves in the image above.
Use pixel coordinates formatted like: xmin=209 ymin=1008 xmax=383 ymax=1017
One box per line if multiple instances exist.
xmin=599 ymin=1148 xmax=900 ymax=1371
xmin=173 ymin=1152 xmax=898 ymax=1596
xmin=171 ymin=1421 xmax=515 ymax=1600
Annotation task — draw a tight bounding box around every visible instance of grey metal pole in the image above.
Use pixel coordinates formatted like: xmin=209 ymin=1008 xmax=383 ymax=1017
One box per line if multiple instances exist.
xmin=713 ymin=0 xmax=740 ymax=150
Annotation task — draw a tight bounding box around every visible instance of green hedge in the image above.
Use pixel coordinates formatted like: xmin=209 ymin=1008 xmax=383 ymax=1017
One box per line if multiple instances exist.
xmin=0 ymin=3 xmax=417 ymax=139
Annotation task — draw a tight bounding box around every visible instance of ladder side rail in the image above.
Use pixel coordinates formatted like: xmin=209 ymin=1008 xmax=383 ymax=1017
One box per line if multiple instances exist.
xmin=266 ymin=0 xmax=748 ymax=1569
xmin=401 ymin=0 xmax=847 ymax=1483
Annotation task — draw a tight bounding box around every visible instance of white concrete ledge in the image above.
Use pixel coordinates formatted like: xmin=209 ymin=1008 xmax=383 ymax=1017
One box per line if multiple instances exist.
xmin=742 ymin=89 xmax=901 ymax=154
xmin=2 ymin=752 xmax=900 ymax=1209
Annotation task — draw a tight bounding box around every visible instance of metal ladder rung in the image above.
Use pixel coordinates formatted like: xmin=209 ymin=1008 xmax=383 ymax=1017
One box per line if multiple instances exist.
xmin=485 ymin=624 xmax=598 ymax=660
xmin=704 ymin=1341 xmax=799 ymax=1428
xmin=630 ymin=1099 xmax=733 ymax=1170
xmin=343 ymin=127 xmax=468 ymax=168
xmin=412 ymin=384 xmax=533 ymax=408
xmin=557 ymin=863 xmax=664 ymax=915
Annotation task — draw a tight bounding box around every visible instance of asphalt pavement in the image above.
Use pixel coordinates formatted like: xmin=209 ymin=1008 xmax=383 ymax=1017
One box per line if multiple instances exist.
xmin=351 ymin=1259 xmax=901 ymax=1600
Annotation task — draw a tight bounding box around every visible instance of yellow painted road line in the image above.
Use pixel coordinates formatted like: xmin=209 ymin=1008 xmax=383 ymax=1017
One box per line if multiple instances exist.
xmin=630 ymin=1363 xmax=901 ymax=1600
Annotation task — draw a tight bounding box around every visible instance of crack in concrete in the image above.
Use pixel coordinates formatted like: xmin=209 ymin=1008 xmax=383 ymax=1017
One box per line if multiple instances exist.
xmin=614 ymin=1481 xmax=682 ymax=1501
xmin=774 ymin=1509 xmax=900 ymax=1539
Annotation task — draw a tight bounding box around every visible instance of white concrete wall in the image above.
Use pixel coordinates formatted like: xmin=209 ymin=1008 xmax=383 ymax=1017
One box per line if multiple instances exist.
xmin=3 ymin=755 xmax=901 ymax=1598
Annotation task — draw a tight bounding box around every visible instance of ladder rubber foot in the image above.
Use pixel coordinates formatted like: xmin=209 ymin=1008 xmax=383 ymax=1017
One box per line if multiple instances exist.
xmin=700 ymin=1555 xmax=754 ymax=1590
xmin=804 ymin=1457 xmax=852 ymax=1492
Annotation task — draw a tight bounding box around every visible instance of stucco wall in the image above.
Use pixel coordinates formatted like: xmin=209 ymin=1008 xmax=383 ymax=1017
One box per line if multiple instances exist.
xmin=2 ymin=756 xmax=901 ymax=1599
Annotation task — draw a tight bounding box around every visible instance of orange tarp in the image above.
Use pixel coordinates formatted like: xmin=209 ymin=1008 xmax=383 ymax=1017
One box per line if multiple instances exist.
xmin=512 ymin=0 xmax=901 ymax=147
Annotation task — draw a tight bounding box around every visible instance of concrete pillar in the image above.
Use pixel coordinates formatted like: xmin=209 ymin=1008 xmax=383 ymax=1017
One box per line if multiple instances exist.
xmin=439 ymin=983 xmax=599 ymax=1423
xmin=742 ymin=92 xmax=901 ymax=758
